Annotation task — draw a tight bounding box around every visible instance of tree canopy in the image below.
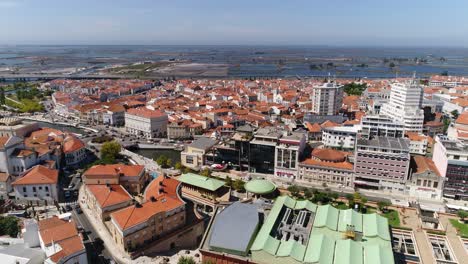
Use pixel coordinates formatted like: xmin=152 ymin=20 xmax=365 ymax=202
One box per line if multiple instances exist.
xmin=0 ymin=216 xmax=19 ymax=237
xmin=100 ymin=141 xmax=121 ymax=163
xmin=343 ymin=82 xmax=367 ymax=96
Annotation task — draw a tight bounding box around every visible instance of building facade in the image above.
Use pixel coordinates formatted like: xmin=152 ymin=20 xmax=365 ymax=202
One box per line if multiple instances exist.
xmin=299 ymin=148 xmax=354 ymax=188
xmin=321 ymin=126 xmax=359 ymax=150
xmin=125 ymin=107 xmax=168 ymax=139
xmin=354 ymin=137 xmax=410 ymax=193
xmin=274 ymin=132 xmax=306 ymax=179
xmin=432 ymin=135 xmax=468 ymax=200
xmin=310 ymin=81 xmax=344 ymax=115
xmin=12 ymin=165 xmax=59 ymax=202
xmin=360 ymin=115 xmax=404 ymax=139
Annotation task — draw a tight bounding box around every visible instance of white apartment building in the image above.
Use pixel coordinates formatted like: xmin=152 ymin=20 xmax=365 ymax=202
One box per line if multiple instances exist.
xmin=407 ymin=133 xmax=429 ymax=155
xmin=360 ymin=115 xmax=404 ymax=139
xmin=380 ymin=79 xmax=424 ymax=133
xmin=310 ymin=81 xmax=344 ymax=115
xmin=274 ymin=132 xmax=306 ymax=179
xmin=125 ymin=107 xmax=168 ymax=139
xmin=321 ymin=126 xmax=360 ymax=150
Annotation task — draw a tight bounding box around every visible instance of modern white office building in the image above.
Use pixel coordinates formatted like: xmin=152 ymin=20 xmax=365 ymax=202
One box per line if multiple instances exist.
xmin=380 ymin=79 xmax=424 ymax=133
xmin=310 ymin=81 xmax=344 ymax=115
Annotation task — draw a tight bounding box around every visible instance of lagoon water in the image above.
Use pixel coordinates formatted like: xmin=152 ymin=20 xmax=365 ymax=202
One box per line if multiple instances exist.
xmin=1 ymin=45 xmax=468 ymax=78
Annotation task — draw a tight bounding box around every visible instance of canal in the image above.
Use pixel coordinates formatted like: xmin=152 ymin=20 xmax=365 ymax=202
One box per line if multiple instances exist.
xmin=130 ymin=148 xmax=181 ymax=163
xmin=36 ymin=121 xmax=86 ymax=134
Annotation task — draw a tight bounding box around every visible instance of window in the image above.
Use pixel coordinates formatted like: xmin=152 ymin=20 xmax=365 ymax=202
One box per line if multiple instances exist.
xmin=33 ymin=187 xmax=37 ymax=192
xmin=45 ymin=186 xmax=49 ymax=191
xmin=23 ymin=187 xmax=27 ymax=192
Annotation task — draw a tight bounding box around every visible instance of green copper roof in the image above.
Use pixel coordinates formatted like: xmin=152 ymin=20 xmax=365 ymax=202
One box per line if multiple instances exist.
xmin=303 ymin=234 xmax=335 ymax=264
xmin=364 ymin=244 xmax=395 ymax=264
xmin=244 ymin=179 xmax=276 ymax=194
xmin=250 ymin=196 xmax=393 ymax=264
xmin=363 ymin=214 xmax=391 ymax=241
xmin=313 ymin=204 xmax=339 ymax=231
xmin=338 ymin=209 xmax=363 ymax=233
xmin=334 ymin=239 xmax=363 ymax=264
xmin=294 ymin=200 xmax=318 ymax=212
xmin=178 ymin=173 xmax=225 ymax=191
xmin=277 ymin=239 xmax=306 ymax=261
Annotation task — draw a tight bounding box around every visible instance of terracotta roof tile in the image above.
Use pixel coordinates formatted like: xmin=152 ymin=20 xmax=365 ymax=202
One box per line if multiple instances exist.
xmin=87 ymin=184 xmax=132 ymax=208
xmin=12 ymin=165 xmax=58 ymax=186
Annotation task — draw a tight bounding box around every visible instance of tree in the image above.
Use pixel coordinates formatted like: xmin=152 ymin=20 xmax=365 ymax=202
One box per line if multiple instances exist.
xmin=166 ymin=158 xmax=173 ymax=168
xmin=343 ymin=82 xmax=367 ymax=96
xmin=345 ymin=193 xmax=355 ymax=207
xmin=233 ymin=179 xmax=245 ymax=192
xmin=443 ymin=118 xmax=451 ymax=133
xmin=101 ymin=141 xmax=121 ymax=163
xmin=389 ymin=62 xmax=396 ymax=68
xmin=156 ymin=155 xmax=169 ymax=168
xmin=457 ymin=210 xmax=468 ymax=222
xmin=329 ymin=192 xmax=339 ymax=204
xmin=175 ymin=162 xmax=183 ymax=170
xmin=377 ymin=201 xmax=391 ymax=212
xmin=0 ymin=87 xmax=5 ymax=105
xmin=353 ymin=192 xmax=362 ymax=201
xmin=177 ymin=256 xmax=196 ymax=264
xmin=441 ymin=70 xmax=449 ymax=76
xmin=360 ymin=196 xmax=368 ymax=205
xmin=451 ymin=110 xmax=459 ymax=120
xmin=225 ymin=176 xmax=233 ymax=187
xmin=200 ymin=168 xmax=211 ymax=177
xmin=303 ymin=188 xmax=313 ymax=200
xmin=0 ymin=216 xmax=19 ymax=237
xmin=287 ymin=185 xmax=300 ymax=197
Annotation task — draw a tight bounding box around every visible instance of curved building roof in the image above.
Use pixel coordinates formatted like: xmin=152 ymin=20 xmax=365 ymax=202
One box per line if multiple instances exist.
xmin=312 ymin=148 xmax=347 ymax=162
xmin=245 ymin=179 xmax=276 ymax=195
xmin=209 ymin=202 xmax=260 ymax=256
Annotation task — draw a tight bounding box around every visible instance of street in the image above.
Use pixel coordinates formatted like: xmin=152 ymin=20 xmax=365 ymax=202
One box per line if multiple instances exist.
xmin=71 ymin=207 xmax=114 ymax=264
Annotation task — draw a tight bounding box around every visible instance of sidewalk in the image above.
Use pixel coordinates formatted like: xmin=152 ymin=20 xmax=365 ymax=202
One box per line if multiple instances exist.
xmin=438 ymin=215 xmax=468 ymax=262
xmin=78 ymin=185 xmax=133 ymax=264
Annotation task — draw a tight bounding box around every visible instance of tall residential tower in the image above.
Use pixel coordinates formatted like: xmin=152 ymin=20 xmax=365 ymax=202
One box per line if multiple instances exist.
xmin=310 ymin=81 xmax=344 ymax=115
xmin=380 ymin=79 xmax=424 ymax=133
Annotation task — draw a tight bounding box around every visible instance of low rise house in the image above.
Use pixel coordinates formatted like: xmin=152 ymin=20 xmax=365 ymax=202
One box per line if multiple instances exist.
xmin=38 ymin=216 xmax=87 ymax=264
xmin=108 ymin=175 xmax=186 ymax=252
xmin=84 ymin=184 xmax=133 ymax=221
xmin=12 ymin=165 xmax=59 ymax=202
xmin=82 ymin=164 xmax=147 ymax=194
xmin=408 ymin=156 xmax=444 ymax=200
xmin=0 ymin=172 xmax=12 ymax=199
xmin=181 ymin=138 xmax=217 ymax=170
xmin=178 ymin=173 xmax=229 ymax=209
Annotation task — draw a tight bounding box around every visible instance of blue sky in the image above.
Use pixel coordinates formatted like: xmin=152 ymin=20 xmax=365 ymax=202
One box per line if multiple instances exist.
xmin=1 ymin=0 xmax=467 ymax=46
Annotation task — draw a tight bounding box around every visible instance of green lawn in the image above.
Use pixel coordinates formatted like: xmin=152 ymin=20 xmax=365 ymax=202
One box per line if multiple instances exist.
xmin=333 ymin=201 xmax=349 ymax=210
xmin=382 ymin=210 xmax=400 ymax=227
xmin=449 ymin=219 xmax=468 ymax=237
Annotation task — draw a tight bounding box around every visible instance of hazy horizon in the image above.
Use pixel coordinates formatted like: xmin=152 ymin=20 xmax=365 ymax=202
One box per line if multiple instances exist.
xmin=1 ymin=0 xmax=468 ymax=47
